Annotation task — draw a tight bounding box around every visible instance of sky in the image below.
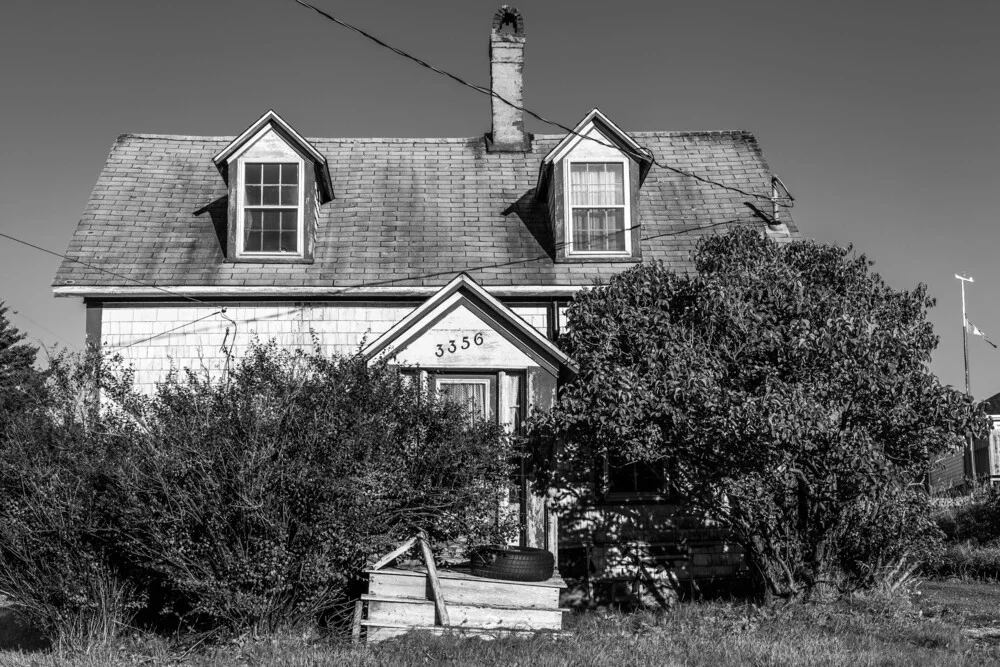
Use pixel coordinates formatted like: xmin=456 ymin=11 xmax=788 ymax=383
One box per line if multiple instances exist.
xmin=0 ymin=0 xmax=998 ymax=397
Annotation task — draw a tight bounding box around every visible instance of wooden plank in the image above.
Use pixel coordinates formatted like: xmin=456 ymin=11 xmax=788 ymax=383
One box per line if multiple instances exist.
xmin=361 ymin=594 xmax=568 ymax=612
xmin=368 ymin=601 xmax=563 ymax=630
xmin=365 ymin=599 xmax=563 ymax=631
xmin=366 ymin=566 xmax=566 ymax=588
xmin=362 ymin=621 xmax=569 ymax=643
xmin=369 ymin=571 xmax=429 ymax=600
xmin=351 ymin=599 xmax=364 ymax=643
xmin=371 ymin=536 xmax=418 ymax=571
xmin=369 ymin=569 xmax=560 ymax=608
xmin=419 ymin=534 xmax=450 ymax=627
xmin=367 ymin=599 xmax=434 ymax=626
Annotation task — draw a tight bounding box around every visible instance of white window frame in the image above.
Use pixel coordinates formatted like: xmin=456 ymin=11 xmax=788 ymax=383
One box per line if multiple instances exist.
xmin=234 ymin=153 xmax=305 ymax=260
xmin=564 ymin=158 xmax=632 ymax=258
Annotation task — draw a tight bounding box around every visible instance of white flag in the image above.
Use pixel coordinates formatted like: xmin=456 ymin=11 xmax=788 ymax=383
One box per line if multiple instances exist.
xmin=969 ymin=320 xmax=999 ymax=349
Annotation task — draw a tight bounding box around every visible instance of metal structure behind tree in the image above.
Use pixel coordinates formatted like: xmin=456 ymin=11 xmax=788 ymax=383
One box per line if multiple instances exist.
xmin=956 ymin=273 xmax=976 ymax=480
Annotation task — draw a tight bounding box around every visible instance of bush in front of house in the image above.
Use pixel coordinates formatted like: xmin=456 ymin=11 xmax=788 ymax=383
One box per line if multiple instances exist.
xmin=104 ymin=342 xmax=516 ymax=633
xmin=924 ymin=485 xmax=1000 ymax=582
xmin=530 ymin=227 xmax=986 ymax=601
xmin=836 ymin=486 xmax=945 ymax=589
xmin=949 ymin=484 xmax=1000 ymax=544
xmin=0 ymin=342 xmax=516 ymax=642
xmin=0 ymin=348 xmax=146 ymax=648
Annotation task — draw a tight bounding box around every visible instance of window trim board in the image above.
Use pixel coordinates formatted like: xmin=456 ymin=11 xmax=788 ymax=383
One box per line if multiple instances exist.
xmin=562 ymin=157 xmax=633 ymax=258
xmin=234 ymin=154 xmax=306 ymax=260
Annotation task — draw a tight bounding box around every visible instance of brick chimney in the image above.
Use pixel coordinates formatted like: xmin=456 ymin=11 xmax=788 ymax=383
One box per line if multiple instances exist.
xmin=489 ymin=6 xmax=528 ymax=152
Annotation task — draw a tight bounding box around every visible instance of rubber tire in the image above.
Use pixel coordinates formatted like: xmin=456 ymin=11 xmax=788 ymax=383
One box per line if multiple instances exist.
xmin=469 ymin=545 xmax=555 ymax=582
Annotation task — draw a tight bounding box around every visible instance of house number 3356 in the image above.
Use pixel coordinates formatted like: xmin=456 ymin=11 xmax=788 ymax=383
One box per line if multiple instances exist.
xmin=435 ymin=333 xmax=485 ymax=357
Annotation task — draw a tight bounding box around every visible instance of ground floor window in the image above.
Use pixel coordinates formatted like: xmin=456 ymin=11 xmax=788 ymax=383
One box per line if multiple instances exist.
xmin=435 ymin=376 xmax=493 ymax=423
xmin=601 ymin=456 xmax=674 ymax=502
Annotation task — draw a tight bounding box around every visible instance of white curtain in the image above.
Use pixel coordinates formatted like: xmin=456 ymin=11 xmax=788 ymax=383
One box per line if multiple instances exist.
xmin=570 ymin=163 xmax=624 ymax=206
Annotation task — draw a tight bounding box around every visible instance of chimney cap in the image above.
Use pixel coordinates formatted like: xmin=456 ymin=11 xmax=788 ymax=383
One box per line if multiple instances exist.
xmin=492 ymin=5 xmax=524 ymax=36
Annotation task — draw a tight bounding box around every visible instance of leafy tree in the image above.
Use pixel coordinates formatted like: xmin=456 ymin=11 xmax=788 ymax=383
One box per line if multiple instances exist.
xmin=0 ymin=301 xmax=47 ymax=430
xmin=532 ymin=227 xmax=984 ymax=599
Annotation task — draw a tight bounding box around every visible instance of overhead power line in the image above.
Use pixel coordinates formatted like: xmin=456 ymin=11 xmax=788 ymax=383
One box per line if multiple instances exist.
xmin=1 ymin=212 xmax=754 ymax=352
xmin=289 ymin=0 xmax=791 ymax=208
xmin=0 ymin=232 xmax=213 ymax=307
xmin=109 ymin=310 xmax=227 ymax=351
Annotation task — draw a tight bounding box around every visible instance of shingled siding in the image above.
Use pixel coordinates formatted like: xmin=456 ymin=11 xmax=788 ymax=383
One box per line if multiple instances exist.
xmin=98 ymin=302 xmax=549 ymax=393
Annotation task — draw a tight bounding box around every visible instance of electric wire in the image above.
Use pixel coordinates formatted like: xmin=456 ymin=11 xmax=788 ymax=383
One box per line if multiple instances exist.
xmin=289 ymin=0 xmax=792 ymax=208
xmin=109 ymin=311 xmax=225 ymax=351
xmin=4 ymin=303 xmax=79 ymax=350
xmin=0 ymin=232 xmax=214 ymax=307
xmin=2 ymin=207 xmax=753 ymax=350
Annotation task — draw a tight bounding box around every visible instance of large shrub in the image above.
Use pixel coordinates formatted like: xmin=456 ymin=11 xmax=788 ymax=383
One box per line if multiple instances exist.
xmin=531 ymin=228 xmax=984 ymax=599
xmin=0 ymin=343 xmax=515 ymax=640
xmin=0 ymin=349 xmax=143 ymax=648
xmin=104 ymin=343 xmax=515 ymax=632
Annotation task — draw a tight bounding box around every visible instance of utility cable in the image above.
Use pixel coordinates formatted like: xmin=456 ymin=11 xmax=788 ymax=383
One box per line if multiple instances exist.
xmin=4 ymin=303 xmax=79 ymax=350
xmin=109 ymin=310 xmax=228 ymax=351
xmin=0 ymin=232 xmax=214 ymax=307
xmin=2 ymin=213 xmax=754 ymax=349
xmin=288 ymin=0 xmax=792 ymax=207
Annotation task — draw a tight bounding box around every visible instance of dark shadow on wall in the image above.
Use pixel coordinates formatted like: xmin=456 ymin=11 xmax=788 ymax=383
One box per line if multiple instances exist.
xmin=503 ymin=189 xmax=555 ymax=260
xmin=527 ymin=438 xmax=751 ymax=609
xmin=194 ymin=196 xmax=229 ymax=259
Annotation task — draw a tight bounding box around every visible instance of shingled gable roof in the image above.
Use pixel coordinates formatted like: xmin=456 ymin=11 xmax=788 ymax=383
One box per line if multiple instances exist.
xmin=363 ymin=273 xmax=577 ymax=376
xmin=53 ymin=126 xmax=797 ymax=298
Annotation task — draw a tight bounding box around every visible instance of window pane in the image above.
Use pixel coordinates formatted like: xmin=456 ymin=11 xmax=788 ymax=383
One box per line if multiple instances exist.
xmin=243 ymin=209 xmax=297 ymax=253
xmin=262 ymin=164 xmax=281 ymax=184
xmin=281 ymin=163 xmax=298 ymax=185
xmin=440 ymin=382 xmax=487 ymax=422
xmin=262 ymin=186 xmax=280 ymax=205
xmin=245 ymin=185 xmax=261 ymax=206
xmin=261 ymin=230 xmax=280 ymax=252
xmin=245 ymin=163 xmax=262 ymax=185
xmin=573 ymin=208 xmax=625 ymax=252
xmin=608 ymin=461 xmax=664 ymax=495
xmin=244 ymin=210 xmax=262 ymax=251
xmin=570 ymin=163 xmax=624 ymax=206
xmin=280 ymin=185 xmax=298 ymax=206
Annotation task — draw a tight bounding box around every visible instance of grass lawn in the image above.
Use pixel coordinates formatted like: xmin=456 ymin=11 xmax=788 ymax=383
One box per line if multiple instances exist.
xmin=3 ymin=580 xmax=1000 ymax=666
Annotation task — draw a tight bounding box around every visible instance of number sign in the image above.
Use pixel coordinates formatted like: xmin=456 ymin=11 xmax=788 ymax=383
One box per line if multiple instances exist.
xmin=435 ymin=332 xmax=485 ymax=357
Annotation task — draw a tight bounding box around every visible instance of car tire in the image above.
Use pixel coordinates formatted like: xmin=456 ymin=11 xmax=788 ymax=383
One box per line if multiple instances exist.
xmin=469 ymin=545 xmax=555 ymax=582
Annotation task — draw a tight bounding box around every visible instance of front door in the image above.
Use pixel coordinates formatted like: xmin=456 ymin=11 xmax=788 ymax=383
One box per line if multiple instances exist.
xmin=431 ymin=371 xmax=525 ymax=545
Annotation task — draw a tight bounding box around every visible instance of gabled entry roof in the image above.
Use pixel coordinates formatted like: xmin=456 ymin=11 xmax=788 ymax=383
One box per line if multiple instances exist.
xmin=363 ymin=273 xmax=578 ymax=377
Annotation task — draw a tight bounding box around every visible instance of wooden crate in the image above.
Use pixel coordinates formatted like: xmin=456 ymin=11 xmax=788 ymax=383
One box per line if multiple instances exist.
xmin=361 ymin=566 xmax=566 ymax=642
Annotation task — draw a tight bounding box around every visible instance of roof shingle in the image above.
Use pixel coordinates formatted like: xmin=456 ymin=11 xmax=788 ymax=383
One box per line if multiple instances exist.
xmin=54 ymin=130 xmax=797 ymax=293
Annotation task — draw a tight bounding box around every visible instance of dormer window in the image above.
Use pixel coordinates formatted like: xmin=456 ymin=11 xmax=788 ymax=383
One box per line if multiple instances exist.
xmin=242 ymin=162 xmax=301 ymax=254
xmin=537 ymin=109 xmax=652 ymax=263
xmin=568 ymin=161 xmax=628 ymax=254
xmin=213 ymin=110 xmax=334 ymax=264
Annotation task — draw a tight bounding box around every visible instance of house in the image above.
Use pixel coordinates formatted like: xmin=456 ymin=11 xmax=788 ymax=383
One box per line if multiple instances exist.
xmin=52 ymin=6 xmax=799 ymax=600
xmin=930 ymin=391 xmax=1000 ymax=490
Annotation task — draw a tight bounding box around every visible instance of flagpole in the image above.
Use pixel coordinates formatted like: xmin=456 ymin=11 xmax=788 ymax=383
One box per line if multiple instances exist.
xmin=956 ymin=274 xmax=976 ymax=480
